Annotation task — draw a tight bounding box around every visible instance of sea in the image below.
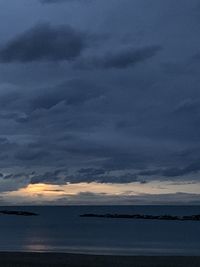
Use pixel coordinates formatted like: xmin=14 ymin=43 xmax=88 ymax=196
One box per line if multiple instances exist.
xmin=0 ymin=205 xmax=200 ymax=255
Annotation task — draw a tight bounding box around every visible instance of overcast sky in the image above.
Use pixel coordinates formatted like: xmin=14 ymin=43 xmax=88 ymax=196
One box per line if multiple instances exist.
xmin=0 ymin=0 xmax=200 ymax=205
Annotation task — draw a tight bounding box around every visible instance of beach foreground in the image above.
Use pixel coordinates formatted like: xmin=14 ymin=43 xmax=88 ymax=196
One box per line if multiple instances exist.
xmin=0 ymin=253 xmax=200 ymax=267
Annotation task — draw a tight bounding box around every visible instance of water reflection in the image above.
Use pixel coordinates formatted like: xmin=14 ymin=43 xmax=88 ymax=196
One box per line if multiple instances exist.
xmin=23 ymin=226 xmax=52 ymax=252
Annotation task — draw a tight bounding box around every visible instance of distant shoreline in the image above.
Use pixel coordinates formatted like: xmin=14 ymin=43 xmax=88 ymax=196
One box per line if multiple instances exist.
xmin=0 ymin=252 xmax=200 ymax=267
xmin=80 ymin=213 xmax=200 ymax=221
xmin=0 ymin=210 xmax=38 ymax=216
xmin=1 ymin=208 xmax=200 ymax=221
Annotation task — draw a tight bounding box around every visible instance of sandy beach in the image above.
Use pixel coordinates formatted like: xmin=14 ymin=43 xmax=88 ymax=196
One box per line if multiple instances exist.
xmin=0 ymin=253 xmax=200 ymax=267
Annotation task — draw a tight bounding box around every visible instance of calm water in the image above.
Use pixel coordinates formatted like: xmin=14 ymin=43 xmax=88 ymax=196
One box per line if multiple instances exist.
xmin=0 ymin=206 xmax=200 ymax=255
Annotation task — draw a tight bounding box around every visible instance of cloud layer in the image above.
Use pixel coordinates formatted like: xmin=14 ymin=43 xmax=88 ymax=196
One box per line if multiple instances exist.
xmin=0 ymin=23 xmax=86 ymax=62
xmin=77 ymin=45 xmax=161 ymax=69
xmin=0 ymin=0 xmax=200 ymax=204
xmin=40 ymin=0 xmax=83 ymax=4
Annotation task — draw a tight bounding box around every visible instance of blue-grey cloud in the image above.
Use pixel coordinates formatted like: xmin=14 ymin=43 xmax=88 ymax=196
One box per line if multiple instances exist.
xmin=40 ymin=0 xmax=91 ymax=3
xmin=30 ymin=79 xmax=104 ymax=111
xmin=29 ymin=168 xmax=140 ymax=184
xmin=77 ymin=45 xmax=161 ymax=69
xmin=40 ymin=0 xmax=83 ymax=3
xmin=0 ymin=23 xmax=86 ymax=62
xmin=40 ymin=0 xmax=69 ymax=3
xmin=139 ymin=161 xmax=200 ymax=178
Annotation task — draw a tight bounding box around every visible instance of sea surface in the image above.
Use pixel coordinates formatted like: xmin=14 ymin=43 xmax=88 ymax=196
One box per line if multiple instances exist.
xmin=0 ymin=206 xmax=200 ymax=255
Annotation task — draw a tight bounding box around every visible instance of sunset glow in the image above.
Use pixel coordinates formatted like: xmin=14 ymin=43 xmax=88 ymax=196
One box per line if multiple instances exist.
xmin=2 ymin=181 xmax=199 ymax=205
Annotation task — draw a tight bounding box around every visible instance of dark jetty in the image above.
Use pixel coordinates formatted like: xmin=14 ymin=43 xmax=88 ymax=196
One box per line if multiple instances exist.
xmin=0 ymin=210 xmax=38 ymax=216
xmin=80 ymin=213 xmax=200 ymax=221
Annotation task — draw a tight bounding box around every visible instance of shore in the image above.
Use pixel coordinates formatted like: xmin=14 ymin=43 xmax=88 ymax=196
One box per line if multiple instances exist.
xmin=0 ymin=253 xmax=200 ymax=267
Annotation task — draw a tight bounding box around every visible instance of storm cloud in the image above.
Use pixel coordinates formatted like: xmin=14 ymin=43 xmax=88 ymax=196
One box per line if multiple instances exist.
xmin=29 ymin=168 xmax=140 ymax=184
xmin=0 ymin=0 xmax=200 ymax=204
xmin=77 ymin=45 xmax=161 ymax=69
xmin=40 ymin=0 xmax=84 ymax=4
xmin=0 ymin=23 xmax=86 ymax=62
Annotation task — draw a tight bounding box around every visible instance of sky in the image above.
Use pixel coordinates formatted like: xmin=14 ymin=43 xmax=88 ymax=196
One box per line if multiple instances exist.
xmin=0 ymin=0 xmax=200 ymax=205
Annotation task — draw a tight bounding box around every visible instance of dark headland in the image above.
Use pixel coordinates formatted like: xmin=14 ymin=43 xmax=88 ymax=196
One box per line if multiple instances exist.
xmin=0 ymin=210 xmax=38 ymax=216
xmin=80 ymin=213 xmax=200 ymax=221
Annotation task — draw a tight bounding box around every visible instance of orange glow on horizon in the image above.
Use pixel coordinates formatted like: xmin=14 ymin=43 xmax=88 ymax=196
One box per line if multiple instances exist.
xmin=3 ymin=181 xmax=200 ymax=204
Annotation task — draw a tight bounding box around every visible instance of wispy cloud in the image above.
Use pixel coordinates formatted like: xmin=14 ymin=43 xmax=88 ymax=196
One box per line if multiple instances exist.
xmin=76 ymin=45 xmax=161 ymax=69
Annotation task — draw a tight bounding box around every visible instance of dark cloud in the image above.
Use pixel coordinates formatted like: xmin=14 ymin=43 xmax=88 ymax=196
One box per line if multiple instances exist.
xmin=30 ymin=170 xmax=67 ymax=184
xmin=173 ymin=99 xmax=200 ymax=114
xmin=40 ymin=0 xmax=83 ymax=4
xmin=3 ymin=173 xmax=23 ymax=180
xmin=0 ymin=137 xmax=9 ymax=144
xmin=78 ymin=168 xmax=107 ymax=176
xmin=162 ymin=162 xmax=200 ymax=177
xmin=0 ymin=23 xmax=86 ymax=63
xmin=40 ymin=0 xmax=91 ymax=4
xmin=40 ymin=0 xmax=69 ymax=3
xmin=69 ymin=171 xmax=139 ymax=184
xmin=30 ymin=79 xmax=104 ymax=111
xmin=15 ymin=149 xmax=50 ymax=161
xmin=139 ymin=161 xmax=200 ymax=178
xmin=77 ymin=45 xmax=161 ymax=69
xmin=29 ymin=168 xmax=141 ymax=184
xmin=0 ymin=172 xmax=30 ymax=193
